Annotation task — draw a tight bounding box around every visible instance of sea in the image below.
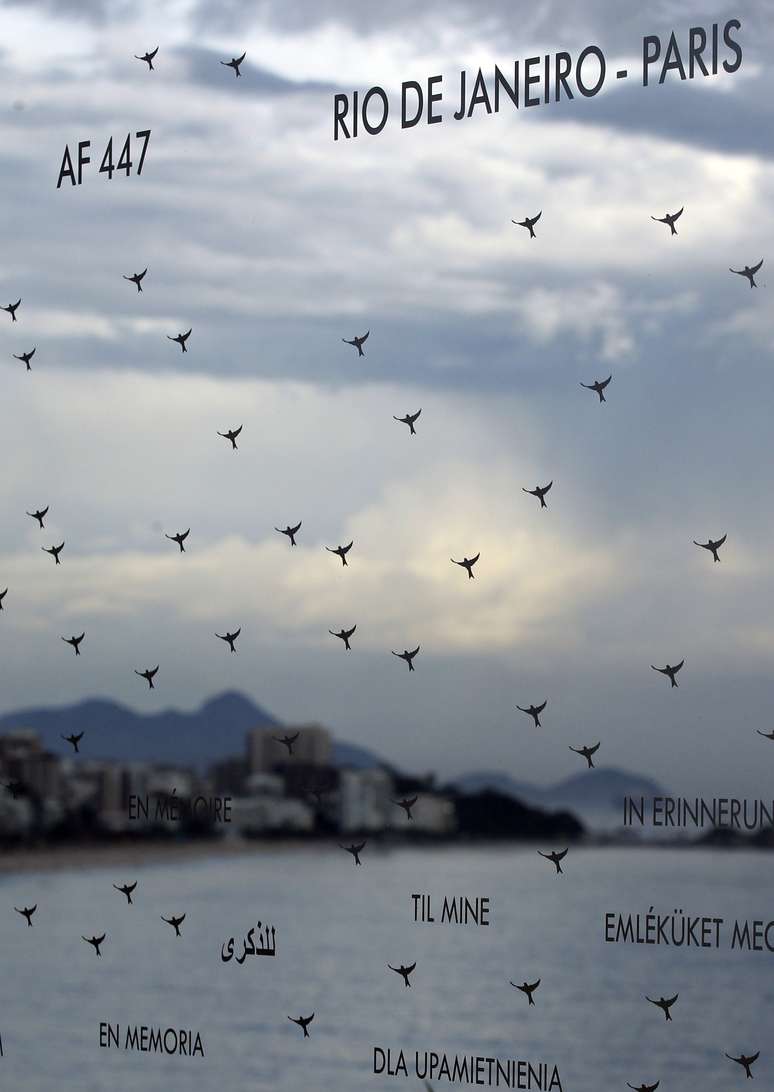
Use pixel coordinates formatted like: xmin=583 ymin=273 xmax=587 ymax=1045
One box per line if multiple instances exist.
xmin=0 ymin=843 xmax=771 ymax=1092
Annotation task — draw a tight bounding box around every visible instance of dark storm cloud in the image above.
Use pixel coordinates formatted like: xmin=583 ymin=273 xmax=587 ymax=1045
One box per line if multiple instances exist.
xmin=176 ymin=44 xmax=339 ymax=96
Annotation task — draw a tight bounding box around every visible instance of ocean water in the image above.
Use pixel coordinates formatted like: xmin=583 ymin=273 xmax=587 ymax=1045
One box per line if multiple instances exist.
xmin=0 ymin=843 xmax=771 ymax=1091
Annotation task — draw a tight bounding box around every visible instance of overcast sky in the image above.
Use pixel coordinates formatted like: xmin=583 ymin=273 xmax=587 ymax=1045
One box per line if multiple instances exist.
xmin=0 ymin=0 xmax=772 ymax=798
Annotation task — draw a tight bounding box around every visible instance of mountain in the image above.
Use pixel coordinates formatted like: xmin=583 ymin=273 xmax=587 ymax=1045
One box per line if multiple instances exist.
xmin=0 ymin=691 xmax=278 ymax=769
xmin=331 ymin=740 xmax=386 ymax=769
xmin=451 ymin=767 xmax=666 ymax=815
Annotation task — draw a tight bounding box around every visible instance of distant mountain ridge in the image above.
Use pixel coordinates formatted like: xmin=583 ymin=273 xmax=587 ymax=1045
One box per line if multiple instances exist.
xmin=451 ymin=767 xmax=666 ymax=812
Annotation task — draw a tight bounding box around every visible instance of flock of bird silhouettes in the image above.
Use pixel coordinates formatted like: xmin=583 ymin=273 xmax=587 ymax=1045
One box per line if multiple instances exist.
xmin=1 ymin=49 xmax=765 ymax=1075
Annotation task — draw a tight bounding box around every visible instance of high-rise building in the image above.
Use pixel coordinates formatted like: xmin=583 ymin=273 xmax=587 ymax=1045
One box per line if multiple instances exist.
xmin=246 ymin=724 xmax=332 ymax=772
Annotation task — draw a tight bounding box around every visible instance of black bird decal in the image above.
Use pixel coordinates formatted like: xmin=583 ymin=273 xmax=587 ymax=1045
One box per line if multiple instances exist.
xmin=134 ymin=47 xmax=158 ymax=70
xmin=61 ymin=633 xmax=85 ymax=656
xmin=135 ymin=665 xmax=159 ymax=689
xmin=2 ymin=298 xmax=21 ymax=322
xmin=517 ymin=701 xmax=547 ymax=728
xmin=275 ymin=521 xmax=302 ymax=546
xmin=392 ymin=646 xmax=420 ymax=672
xmin=273 ymin=732 xmax=300 ymax=755
xmin=725 ymin=1052 xmax=760 ymax=1079
xmin=167 ymin=328 xmax=192 ymax=352
xmin=512 ymin=211 xmax=542 ymax=238
xmin=27 ymin=506 xmax=48 ymax=528
xmin=329 ymin=625 xmax=356 ymax=650
xmin=113 ymin=881 xmax=137 ymax=905
xmin=288 ymin=1014 xmax=314 ymax=1037
xmin=569 ymin=742 xmax=600 ymax=769
xmin=392 ymin=796 xmax=418 ymax=819
xmin=42 ymin=542 xmax=65 ymax=564
xmin=61 ymin=732 xmax=84 ymax=753
xmin=451 ymin=552 xmax=480 ymax=579
xmin=82 ymin=933 xmax=106 ymax=956
xmin=651 ymin=207 xmax=683 ymax=235
xmin=339 ymin=840 xmax=366 ymax=865
xmin=215 ymin=628 xmax=241 ymax=652
xmin=388 ymin=962 xmax=416 ymax=987
xmin=729 ymin=259 xmax=763 ymax=288
xmin=123 ymin=268 xmax=147 ymax=292
xmin=756 ymin=729 xmax=774 ymax=741
xmin=0 ymin=588 xmax=6 ymax=610
xmin=13 ymin=348 xmax=35 ymax=370
xmin=15 ymin=905 xmax=36 ymax=927
xmin=510 ymin=979 xmax=540 ymax=1005
xmin=393 ymin=409 xmax=421 ymax=435
xmin=538 ymin=848 xmax=568 ymax=874
xmin=646 ymin=994 xmax=678 ymax=1021
xmin=342 ymin=331 xmax=369 ymax=356
xmin=217 ymin=425 xmax=242 ymax=450
xmin=325 ymin=541 xmax=353 ymax=567
xmin=651 ymin=660 xmax=684 ymax=688
xmin=580 ymin=375 xmax=612 ymax=403
xmin=4 ymin=780 xmax=25 ymax=799
xmin=627 ymin=1083 xmax=660 ymax=1092
xmin=694 ymin=534 xmax=726 ymax=563
xmin=221 ymin=51 xmax=246 ymax=77
xmin=165 ymin=529 xmax=190 ymax=552
xmin=161 ymin=914 xmax=186 ymax=937
xmin=523 ymin=481 xmax=552 ymax=508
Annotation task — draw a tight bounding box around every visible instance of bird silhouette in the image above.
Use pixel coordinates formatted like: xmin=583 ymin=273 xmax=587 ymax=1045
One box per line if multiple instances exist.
xmin=651 ymin=207 xmax=683 ymax=235
xmin=580 ymin=375 xmax=611 ymax=402
xmin=4 ymin=780 xmax=25 ymax=799
xmin=326 ymin=541 xmax=353 ymax=567
xmin=451 ymin=552 xmax=480 ymax=579
xmin=523 ymin=482 xmax=552 ymax=508
xmin=388 ymin=962 xmax=416 ymax=987
xmin=694 ymin=534 xmax=726 ymax=563
xmin=134 ymin=47 xmax=158 ymax=70
xmin=215 ymin=628 xmax=241 ymax=652
xmin=339 ymin=840 xmax=366 ymax=865
xmin=512 ymin=211 xmax=542 ymax=238
xmin=627 ymin=1083 xmax=660 ymax=1092
xmin=517 ymin=701 xmax=547 ymax=728
xmin=161 ymin=914 xmax=186 ymax=937
xmin=273 ymin=732 xmax=300 ymax=755
xmin=2 ymin=299 xmax=21 ymax=322
xmin=0 ymin=588 xmax=6 ymax=611
xmin=113 ymin=881 xmax=137 ymax=905
xmin=42 ymin=542 xmax=64 ymax=564
xmin=123 ymin=268 xmax=147 ymax=292
xmin=61 ymin=732 xmax=84 ymax=753
xmin=510 ymin=979 xmax=540 ymax=1005
xmin=729 ymin=260 xmax=763 ymax=288
xmin=392 ymin=796 xmax=418 ymax=819
xmin=288 ymin=1014 xmax=314 ymax=1037
xmin=82 ymin=933 xmax=106 ymax=956
xmin=725 ymin=1052 xmax=760 ymax=1079
xmin=61 ymin=633 xmax=85 ymax=656
xmin=569 ymin=742 xmax=600 ymax=768
xmin=275 ymin=521 xmax=302 ymax=546
xmin=756 ymin=729 xmax=774 ymax=741
xmin=538 ymin=848 xmax=568 ymax=874
xmin=646 ymin=994 xmax=678 ymax=1020
xmin=342 ymin=331 xmax=369 ymax=356
xmin=13 ymin=348 xmax=35 ymax=370
xmin=393 ymin=409 xmax=421 ymax=435
xmin=15 ymin=905 xmax=36 ymax=927
xmin=135 ymin=666 xmax=159 ymax=689
xmin=329 ymin=625 xmax=356 ymax=650
xmin=392 ymin=646 xmax=420 ymax=672
xmin=27 ymin=506 xmax=48 ymax=528
xmin=221 ymin=51 xmax=246 ymax=77
xmin=167 ymin=328 xmax=192 ymax=352
xmin=165 ymin=529 xmax=190 ymax=552
xmin=651 ymin=660 xmax=684 ymax=688
xmin=218 ymin=425 xmax=242 ymax=450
